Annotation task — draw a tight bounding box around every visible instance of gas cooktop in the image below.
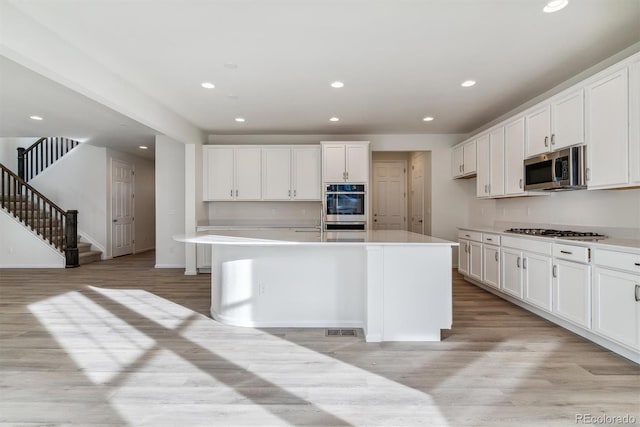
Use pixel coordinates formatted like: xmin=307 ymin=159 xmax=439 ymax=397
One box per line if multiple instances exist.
xmin=505 ymin=228 xmax=607 ymax=241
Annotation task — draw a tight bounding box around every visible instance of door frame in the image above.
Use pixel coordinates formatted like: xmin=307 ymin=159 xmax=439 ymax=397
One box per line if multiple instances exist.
xmin=110 ymin=157 xmax=135 ymax=257
xmin=371 ymin=160 xmax=407 ymax=230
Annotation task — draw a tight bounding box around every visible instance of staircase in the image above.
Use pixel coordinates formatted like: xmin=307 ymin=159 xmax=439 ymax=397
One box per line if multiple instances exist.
xmin=0 ymin=137 xmax=102 ymax=267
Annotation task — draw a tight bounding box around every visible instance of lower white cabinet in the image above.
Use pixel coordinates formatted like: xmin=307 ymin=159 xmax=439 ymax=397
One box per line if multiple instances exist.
xmin=552 ymin=259 xmax=591 ymax=328
xmin=592 ymin=267 xmax=640 ymax=351
xmin=469 ymin=241 xmax=482 ymax=281
xmin=501 ymin=248 xmax=523 ymax=299
xmin=458 ymin=239 xmax=469 ymax=276
xmin=523 ymin=252 xmax=553 ymax=312
xmin=482 ymin=244 xmax=500 ymax=289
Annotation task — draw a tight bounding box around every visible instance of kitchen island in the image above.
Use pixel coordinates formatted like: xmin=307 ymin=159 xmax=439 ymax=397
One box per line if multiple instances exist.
xmin=177 ymin=230 xmax=458 ymax=342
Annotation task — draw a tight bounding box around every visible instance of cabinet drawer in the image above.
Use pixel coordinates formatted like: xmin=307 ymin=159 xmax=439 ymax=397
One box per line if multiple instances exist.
xmin=553 ymin=243 xmax=590 ymax=263
xmin=458 ymin=230 xmax=482 ymax=242
xmin=483 ymin=233 xmax=501 ymax=245
xmin=594 ymin=248 xmax=640 ymax=274
xmin=502 ymin=235 xmax=552 ymax=255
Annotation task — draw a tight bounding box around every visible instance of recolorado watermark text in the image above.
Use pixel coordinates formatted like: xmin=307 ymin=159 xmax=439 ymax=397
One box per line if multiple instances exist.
xmin=575 ymin=413 xmax=638 ymax=425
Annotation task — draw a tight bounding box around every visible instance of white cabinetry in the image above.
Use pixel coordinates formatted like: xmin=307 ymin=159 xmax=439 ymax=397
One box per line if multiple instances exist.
xmin=458 ymin=230 xmax=482 ymax=280
xmin=452 ymin=140 xmax=477 ymax=178
xmin=523 ymin=252 xmax=553 ymax=312
xmin=203 ymin=146 xmax=261 ymax=201
xmin=592 ymin=248 xmax=640 ymax=351
xmin=501 ymin=236 xmax=552 ymax=307
xmin=630 ymin=57 xmax=640 ymax=185
xmin=525 ymin=88 xmax=584 ymax=158
xmin=551 ymin=243 xmax=592 ymax=328
xmin=476 ymin=128 xmax=505 ymax=198
xmin=262 ymin=147 xmax=291 ymax=200
xmin=321 ymin=142 xmax=369 ymax=183
xmin=483 ymin=244 xmax=500 ymax=289
xmin=262 ymin=146 xmax=321 ymax=201
xmin=586 ymin=68 xmax=629 ymax=189
xmin=501 ymin=248 xmax=523 ymax=298
xmin=504 ymin=117 xmax=526 ymax=195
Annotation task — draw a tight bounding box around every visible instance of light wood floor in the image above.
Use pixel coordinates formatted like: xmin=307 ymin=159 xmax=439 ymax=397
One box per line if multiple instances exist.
xmin=1 ymin=251 xmax=638 ymax=426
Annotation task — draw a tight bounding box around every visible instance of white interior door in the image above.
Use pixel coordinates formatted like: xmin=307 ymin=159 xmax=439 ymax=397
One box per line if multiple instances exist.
xmin=411 ymin=158 xmax=424 ymax=234
xmin=111 ymin=159 xmax=134 ymax=257
xmin=372 ymin=161 xmax=406 ymax=230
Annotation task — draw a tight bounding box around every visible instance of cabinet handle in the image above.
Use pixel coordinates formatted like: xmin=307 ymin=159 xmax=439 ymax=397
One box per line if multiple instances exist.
xmin=523 ymin=258 xmax=528 ymax=269
xmin=560 ymin=250 xmax=573 ymax=255
xmin=288 ymin=190 xmax=291 ymax=197
xmin=465 ymin=234 xmax=471 ymax=238
xmin=346 ymin=171 xmax=349 ymax=180
xmin=635 ymin=284 xmax=640 ymax=302
xmin=634 ymin=263 xmax=640 ymax=267
xmin=553 ymin=265 xmax=558 ymax=278
xmin=466 ymin=243 xmax=469 ymax=253
xmin=517 ymin=257 xmax=521 ymax=268
xmin=484 ymin=184 xmax=488 ymax=193
xmin=495 ymin=252 xmax=498 ymax=262
xmin=230 ymin=189 xmax=233 ymax=197
xmin=551 ymin=134 xmax=555 ymax=145
xmin=486 ymin=238 xmax=493 ymax=241
xmin=544 ymin=136 xmax=549 ymax=147
xmin=294 ymin=189 xmax=297 ymax=197
xmin=585 ymin=168 xmax=590 ymax=181
xmin=488 ymin=184 xmax=491 ymax=194
xmin=519 ymin=178 xmax=523 ymax=189
xmin=236 ymin=189 xmax=238 ymax=197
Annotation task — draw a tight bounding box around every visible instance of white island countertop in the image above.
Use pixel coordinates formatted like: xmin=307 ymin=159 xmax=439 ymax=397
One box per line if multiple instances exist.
xmin=178 ymin=229 xmax=459 ymax=246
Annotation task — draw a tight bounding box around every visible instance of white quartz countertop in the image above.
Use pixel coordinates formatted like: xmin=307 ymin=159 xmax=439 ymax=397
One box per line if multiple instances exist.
xmin=458 ymin=226 xmax=640 ymax=253
xmin=197 ymin=219 xmax=319 ymax=229
xmin=177 ymin=229 xmax=458 ymax=246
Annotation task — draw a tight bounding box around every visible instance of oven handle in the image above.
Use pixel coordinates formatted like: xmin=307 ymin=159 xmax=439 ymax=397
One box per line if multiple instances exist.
xmin=326 ymin=192 xmax=366 ymax=195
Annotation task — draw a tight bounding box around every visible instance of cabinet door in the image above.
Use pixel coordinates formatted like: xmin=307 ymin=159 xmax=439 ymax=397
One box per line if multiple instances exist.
xmin=452 ymin=145 xmax=464 ymax=177
xmin=469 ymin=241 xmax=482 ymax=281
xmin=235 ymin=148 xmax=262 ymax=200
xmin=501 ymin=248 xmax=523 ymax=298
xmin=553 ymin=260 xmax=591 ymax=328
xmin=345 ymin=144 xmax=369 ymax=182
xmin=489 ymin=127 xmax=505 ymax=197
xmin=458 ymin=239 xmax=469 ymax=276
xmin=551 ymin=88 xmax=584 ymax=150
xmin=196 ymin=244 xmax=212 ymax=269
xmin=204 ymin=147 xmax=234 ymax=200
xmin=593 ymin=267 xmax=640 ymax=350
xmin=262 ymin=147 xmax=291 ymax=200
xmin=292 ymin=146 xmax=321 ymax=200
xmin=463 ymin=140 xmax=476 ymax=174
xmin=629 ymin=59 xmax=640 ymax=184
xmin=482 ymin=245 xmax=500 ymax=289
xmin=322 ymin=144 xmax=346 ymax=182
xmin=523 ymin=252 xmax=553 ymax=312
xmin=586 ymin=68 xmax=629 ymax=189
xmin=476 ymin=134 xmax=490 ymax=197
xmin=504 ymin=117 xmax=526 ymax=195
xmin=525 ymin=105 xmax=551 ymax=157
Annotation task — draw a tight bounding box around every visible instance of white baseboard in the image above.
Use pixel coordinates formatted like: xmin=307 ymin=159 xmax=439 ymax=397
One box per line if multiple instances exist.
xmin=0 ymin=263 xmax=65 ymax=268
xmin=211 ymin=309 xmax=364 ymax=329
xmin=154 ymin=263 xmax=186 ymax=268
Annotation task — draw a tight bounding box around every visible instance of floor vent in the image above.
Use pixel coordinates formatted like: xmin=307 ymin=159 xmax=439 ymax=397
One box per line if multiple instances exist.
xmin=326 ymin=328 xmax=358 ymax=337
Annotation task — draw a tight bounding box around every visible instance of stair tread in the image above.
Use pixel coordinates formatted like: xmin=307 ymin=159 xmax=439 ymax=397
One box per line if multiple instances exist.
xmin=79 ymin=250 xmax=102 ymax=257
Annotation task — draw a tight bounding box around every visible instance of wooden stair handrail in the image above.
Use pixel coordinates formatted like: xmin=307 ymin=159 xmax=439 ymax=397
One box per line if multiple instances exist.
xmin=0 ymin=162 xmax=79 ymax=267
xmin=17 ymin=137 xmax=80 ymax=181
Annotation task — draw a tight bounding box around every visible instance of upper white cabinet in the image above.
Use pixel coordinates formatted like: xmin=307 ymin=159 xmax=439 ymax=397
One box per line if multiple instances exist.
xmin=630 ymin=57 xmax=640 ymax=185
xmin=504 ymin=117 xmax=526 ymax=195
xmin=203 ymin=146 xmax=261 ymax=201
xmin=586 ymin=68 xmax=629 ymax=189
xmin=476 ymin=128 xmax=505 ymax=198
xmin=321 ymin=141 xmax=369 ymax=183
xmin=262 ymin=147 xmax=292 ymax=200
xmin=525 ymin=88 xmax=584 ymax=158
xmin=452 ymin=140 xmax=477 ymax=178
xmin=292 ymin=146 xmax=322 ymax=200
xmin=204 ymin=145 xmax=321 ymax=201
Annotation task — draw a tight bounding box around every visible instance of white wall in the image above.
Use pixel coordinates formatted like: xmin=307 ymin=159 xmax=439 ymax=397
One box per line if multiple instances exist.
xmin=0 ymin=137 xmax=38 ymax=172
xmin=155 ymin=135 xmax=185 ymax=268
xmin=106 ymin=149 xmax=155 ymax=254
xmin=28 ymin=143 xmax=108 ymax=253
xmin=0 ymin=209 xmax=65 ymax=268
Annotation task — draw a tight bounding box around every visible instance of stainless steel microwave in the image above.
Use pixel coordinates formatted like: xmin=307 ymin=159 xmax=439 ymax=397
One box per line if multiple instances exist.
xmin=524 ymin=145 xmax=586 ymax=191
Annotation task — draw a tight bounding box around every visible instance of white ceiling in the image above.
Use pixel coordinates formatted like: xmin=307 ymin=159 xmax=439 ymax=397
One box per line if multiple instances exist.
xmin=1 ymin=0 xmax=639 ymax=145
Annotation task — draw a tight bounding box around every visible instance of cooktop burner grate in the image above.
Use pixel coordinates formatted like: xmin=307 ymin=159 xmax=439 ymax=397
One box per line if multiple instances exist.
xmin=505 ymin=228 xmax=606 ymax=240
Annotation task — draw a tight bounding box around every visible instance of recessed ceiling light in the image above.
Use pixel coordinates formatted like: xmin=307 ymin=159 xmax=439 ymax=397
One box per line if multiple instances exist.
xmin=461 ymin=80 xmax=476 ymax=88
xmin=543 ymin=0 xmax=569 ymax=13
xmin=423 ymin=116 xmax=434 ymax=122
xmin=330 ymin=81 xmax=344 ymax=88
xmin=329 ymin=117 xmax=340 ymax=122
xmin=235 ymin=117 xmax=245 ymax=123
xmin=201 ymin=82 xmax=215 ymax=89
xmin=138 ymin=145 xmax=148 ymax=150
xmin=29 ymin=115 xmax=43 ymax=121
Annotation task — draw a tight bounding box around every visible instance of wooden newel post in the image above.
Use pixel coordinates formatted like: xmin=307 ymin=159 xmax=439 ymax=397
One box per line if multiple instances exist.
xmin=65 ymin=210 xmax=79 ymax=267
xmin=17 ymin=147 xmax=25 ymax=181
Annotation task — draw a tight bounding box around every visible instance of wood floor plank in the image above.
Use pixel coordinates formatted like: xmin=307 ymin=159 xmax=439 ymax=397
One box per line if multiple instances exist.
xmin=1 ymin=251 xmax=638 ymax=426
